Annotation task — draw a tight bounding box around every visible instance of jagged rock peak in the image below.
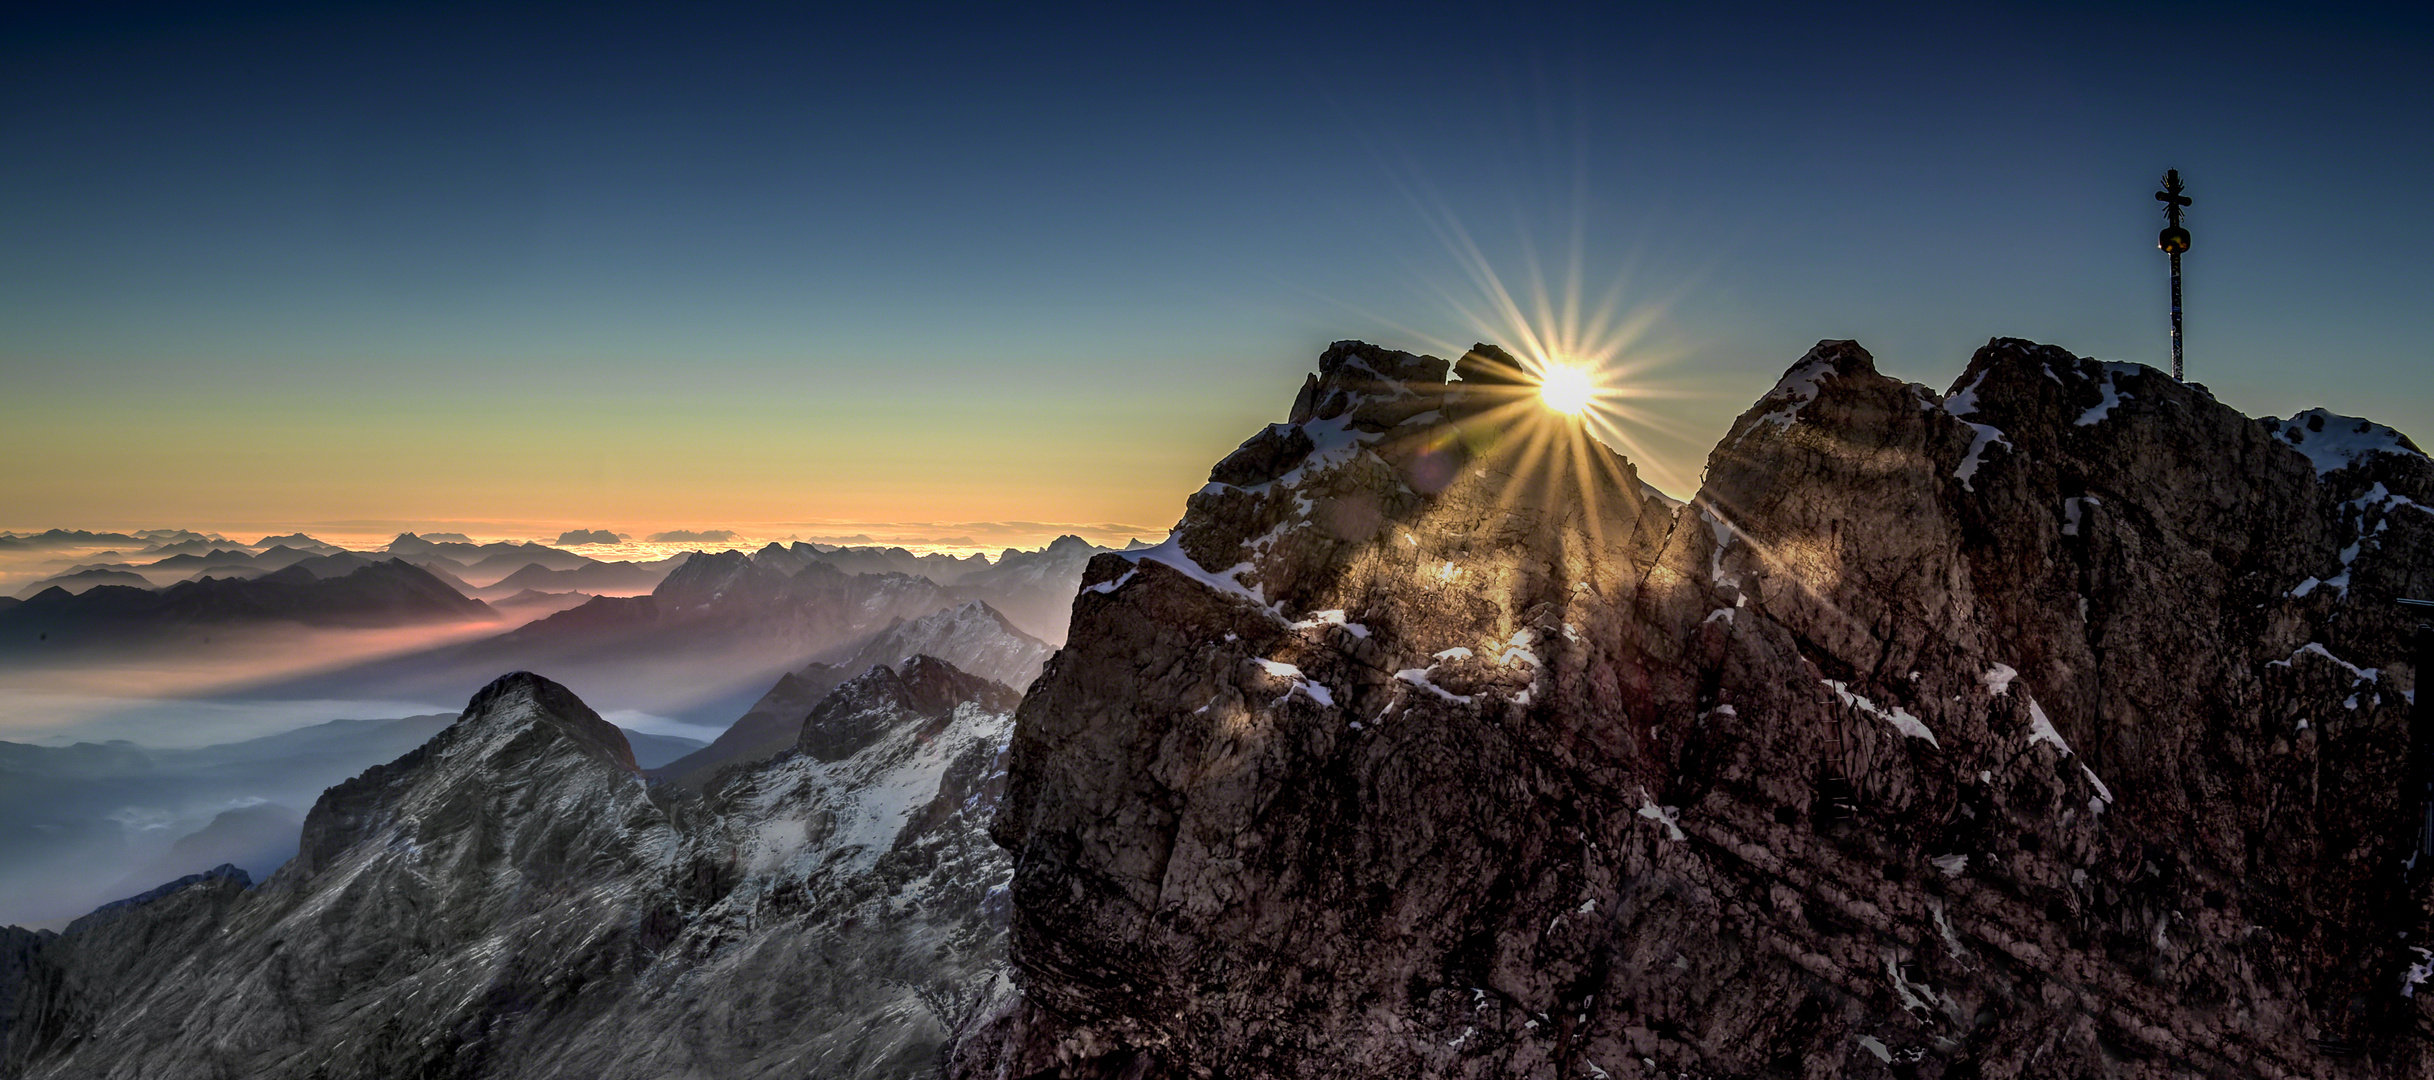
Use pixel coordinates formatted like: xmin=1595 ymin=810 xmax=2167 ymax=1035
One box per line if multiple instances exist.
xmin=1452 ymin=340 xmax=1531 ymax=385
xmin=1104 ymin=338 xmax=1665 ymax=632
xmin=459 ymin=670 xmax=639 ymax=774
xmin=975 ymin=334 xmax=2434 ymax=1079
xmin=1723 ymin=338 xmax=1884 ymax=445
xmin=898 ymin=654 xmax=1023 ymax=714
xmin=799 ymin=655 xmax=1020 ymax=762
xmin=1283 ymin=340 xmax=1450 ymax=429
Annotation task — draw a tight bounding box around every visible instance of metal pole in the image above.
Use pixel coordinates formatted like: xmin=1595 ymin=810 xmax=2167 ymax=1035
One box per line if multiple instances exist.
xmin=2170 ymin=251 xmax=2183 ymax=382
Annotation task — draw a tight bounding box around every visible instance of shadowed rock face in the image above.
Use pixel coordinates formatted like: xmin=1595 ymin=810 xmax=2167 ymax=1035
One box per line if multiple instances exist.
xmin=971 ymin=338 xmax=2434 ymax=1079
xmin=0 ymin=665 xmax=1023 ymax=1080
xmin=800 ymin=655 xmax=1025 ymax=763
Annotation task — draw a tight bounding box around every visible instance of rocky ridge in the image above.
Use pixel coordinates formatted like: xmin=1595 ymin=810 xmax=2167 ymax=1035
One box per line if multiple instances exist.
xmin=829 ymin=600 xmax=1059 ymax=692
xmin=0 ymin=661 xmax=1022 ymax=1079
xmin=648 ymin=600 xmax=1046 ymax=790
xmin=971 ymin=338 xmax=2434 ymax=1079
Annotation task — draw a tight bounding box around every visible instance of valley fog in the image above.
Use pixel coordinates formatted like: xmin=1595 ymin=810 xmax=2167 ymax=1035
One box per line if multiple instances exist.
xmin=0 ymin=526 xmax=1114 ymax=928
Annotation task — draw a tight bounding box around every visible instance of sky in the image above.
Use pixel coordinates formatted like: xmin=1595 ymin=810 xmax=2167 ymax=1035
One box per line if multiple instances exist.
xmin=5 ymin=1 xmax=2430 ymax=541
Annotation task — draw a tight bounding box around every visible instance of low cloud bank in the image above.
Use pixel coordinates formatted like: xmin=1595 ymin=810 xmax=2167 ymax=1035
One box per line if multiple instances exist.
xmin=645 ymin=529 xmax=735 ymax=543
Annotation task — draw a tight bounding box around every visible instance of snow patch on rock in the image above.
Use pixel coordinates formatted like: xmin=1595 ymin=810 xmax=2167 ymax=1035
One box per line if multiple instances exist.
xmin=1635 ymin=789 xmax=1685 ymax=842
xmin=1739 ymin=354 xmax=1838 ymax=441
xmin=2074 ymin=363 xmax=2136 ymax=426
xmin=1823 ymin=679 xmax=1939 ymax=747
xmin=2266 ymin=409 xmax=2426 ymax=475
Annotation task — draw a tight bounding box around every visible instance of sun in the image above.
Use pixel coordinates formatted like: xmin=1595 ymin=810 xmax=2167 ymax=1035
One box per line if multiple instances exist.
xmin=1537 ymin=363 xmax=1595 ymax=415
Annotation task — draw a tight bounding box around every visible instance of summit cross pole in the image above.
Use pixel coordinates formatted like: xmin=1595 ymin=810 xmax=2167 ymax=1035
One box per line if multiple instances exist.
xmin=2156 ymin=169 xmax=2192 ymax=381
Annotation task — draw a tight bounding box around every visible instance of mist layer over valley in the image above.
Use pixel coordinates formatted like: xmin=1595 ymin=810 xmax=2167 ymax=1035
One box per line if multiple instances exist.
xmin=0 ymin=528 xmax=1120 ymax=928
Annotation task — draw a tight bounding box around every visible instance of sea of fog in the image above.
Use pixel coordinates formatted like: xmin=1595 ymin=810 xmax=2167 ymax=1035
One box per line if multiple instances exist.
xmin=0 ymin=523 xmax=1127 ymax=928
xmin=0 ymin=687 xmax=725 ymax=931
xmin=0 ymin=688 xmax=725 ymax=749
xmin=0 ymin=689 xmax=456 ymax=748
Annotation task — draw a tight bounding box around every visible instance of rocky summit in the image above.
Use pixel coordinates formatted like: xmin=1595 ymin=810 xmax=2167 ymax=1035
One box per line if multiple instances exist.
xmin=0 ymin=661 xmax=1021 ymax=1079
xmin=969 ymin=338 xmax=2434 ymax=1078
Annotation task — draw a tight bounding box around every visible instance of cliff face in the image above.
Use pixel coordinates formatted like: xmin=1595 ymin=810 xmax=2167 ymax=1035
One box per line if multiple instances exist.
xmin=1 ymin=663 xmax=1020 ymax=1080
xmin=976 ymin=339 xmax=2434 ymax=1078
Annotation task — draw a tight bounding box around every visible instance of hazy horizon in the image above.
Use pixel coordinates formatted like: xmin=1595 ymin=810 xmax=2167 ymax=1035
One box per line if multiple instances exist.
xmin=0 ymin=519 xmax=1161 ymax=563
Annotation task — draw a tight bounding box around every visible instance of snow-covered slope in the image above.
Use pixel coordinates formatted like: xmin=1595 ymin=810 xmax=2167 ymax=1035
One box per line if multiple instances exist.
xmin=2264 ymin=407 xmax=2428 ymax=475
xmin=649 ymin=602 xmax=1049 ymax=791
xmin=829 ymin=600 xmax=1056 ymax=691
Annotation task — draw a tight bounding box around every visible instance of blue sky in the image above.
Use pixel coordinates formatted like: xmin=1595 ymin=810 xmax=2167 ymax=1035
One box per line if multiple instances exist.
xmin=4 ymin=1 xmax=2428 ymax=531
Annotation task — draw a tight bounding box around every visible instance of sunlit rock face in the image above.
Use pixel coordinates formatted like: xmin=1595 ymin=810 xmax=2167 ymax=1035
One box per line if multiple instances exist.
xmin=0 ymin=664 xmax=1019 ymax=1080
xmin=971 ymin=338 xmax=2434 ymax=1078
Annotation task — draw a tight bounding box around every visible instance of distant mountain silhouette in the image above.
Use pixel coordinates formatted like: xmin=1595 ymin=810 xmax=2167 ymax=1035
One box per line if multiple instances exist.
xmin=944 ymin=533 xmax=1114 ymax=642
xmin=820 ymin=599 xmax=1054 ymax=689
xmin=488 ymin=589 xmax=595 ymax=619
xmin=246 ymin=544 xmax=333 ymax=571
xmin=0 ymin=559 xmax=493 ymax=654
xmin=131 ymin=538 xmax=231 ymax=557
xmin=791 ymin=542 xmax=991 ymax=582
xmin=13 ymin=568 xmax=153 ymax=600
xmin=139 ymin=548 xmax=260 ymax=571
xmin=475 ymin=557 xmax=681 ymax=598
xmin=458 ymin=545 xmax=594 ymax=581
xmin=242 ymin=548 xmax=962 ymax=726
xmin=0 ymin=529 xmax=143 ymax=550
xmin=247 ymin=533 xmax=341 ymax=553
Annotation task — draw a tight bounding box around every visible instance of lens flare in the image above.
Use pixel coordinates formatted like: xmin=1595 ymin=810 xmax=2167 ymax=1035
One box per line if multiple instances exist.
xmin=1538 ymin=364 xmax=1594 ymax=414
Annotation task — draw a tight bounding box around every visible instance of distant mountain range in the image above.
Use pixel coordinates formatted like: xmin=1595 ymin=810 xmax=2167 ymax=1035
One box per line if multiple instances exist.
xmin=0 ymin=530 xmax=150 ymax=550
xmin=820 ymin=599 xmax=1054 ymax=690
xmin=251 ymin=549 xmax=972 ymax=726
xmin=5 ymin=526 xmax=1115 ymax=734
xmin=472 ymin=557 xmax=680 ymax=598
xmin=0 ymin=559 xmax=494 ymax=655
xmin=10 ymin=568 xmax=151 ymax=599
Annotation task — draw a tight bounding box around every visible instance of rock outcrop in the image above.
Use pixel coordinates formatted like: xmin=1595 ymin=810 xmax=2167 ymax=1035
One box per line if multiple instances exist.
xmin=829 ymin=600 xmax=1059 ymax=693
xmin=0 ymin=663 xmax=1021 ymax=1079
xmin=651 ymin=605 xmax=1044 ymax=790
xmin=973 ymin=338 xmax=2434 ymax=1078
